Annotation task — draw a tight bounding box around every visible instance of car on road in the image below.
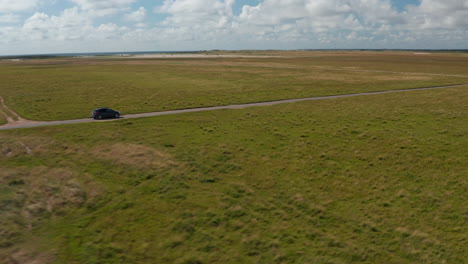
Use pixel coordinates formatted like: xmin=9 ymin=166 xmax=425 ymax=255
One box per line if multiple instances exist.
xmin=91 ymin=107 xmax=121 ymax=119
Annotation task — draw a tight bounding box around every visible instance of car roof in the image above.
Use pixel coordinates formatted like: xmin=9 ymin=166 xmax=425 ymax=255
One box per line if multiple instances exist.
xmin=94 ymin=107 xmax=109 ymax=110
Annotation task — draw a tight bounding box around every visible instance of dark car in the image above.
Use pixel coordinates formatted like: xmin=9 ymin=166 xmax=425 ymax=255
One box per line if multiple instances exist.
xmin=91 ymin=107 xmax=121 ymax=119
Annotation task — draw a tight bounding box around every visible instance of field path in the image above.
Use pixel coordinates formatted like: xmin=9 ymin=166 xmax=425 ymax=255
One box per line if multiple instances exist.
xmin=0 ymin=84 xmax=467 ymax=131
xmin=0 ymin=96 xmax=43 ymax=128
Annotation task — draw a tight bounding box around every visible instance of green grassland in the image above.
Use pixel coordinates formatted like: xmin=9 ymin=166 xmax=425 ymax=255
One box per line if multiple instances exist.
xmin=0 ymin=114 xmax=6 ymax=125
xmin=1 ymin=87 xmax=467 ymax=263
xmin=0 ymin=52 xmax=467 ymax=121
xmin=206 ymin=50 xmax=468 ymax=74
xmin=0 ymin=101 xmax=16 ymax=125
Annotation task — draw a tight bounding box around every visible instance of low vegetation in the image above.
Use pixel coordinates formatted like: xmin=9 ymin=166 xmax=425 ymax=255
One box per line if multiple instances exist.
xmin=0 ymin=114 xmax=6 ymax=125
xmin=1 ymin=86 xmax=466 ymax=263
xmin=205 ymin=50 xmax=468 ymax=75
xmin=0 ymin=51 xmax=467 ymax=121
xmin=0 ymin=98 xmax=12 ymax=125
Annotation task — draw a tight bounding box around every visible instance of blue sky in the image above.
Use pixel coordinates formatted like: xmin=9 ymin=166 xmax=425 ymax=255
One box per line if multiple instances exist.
xmin=392 ymin=0 xmax=419 ymax=11
xmin=0 ymin=0 xmax=467 ymax=55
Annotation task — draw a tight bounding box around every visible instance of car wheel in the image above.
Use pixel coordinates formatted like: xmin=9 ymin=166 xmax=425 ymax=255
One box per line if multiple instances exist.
xmin=115 ymin=113 xmax=120 ymax=118
xmin=97 ymin=115 xmax=102 ymax=119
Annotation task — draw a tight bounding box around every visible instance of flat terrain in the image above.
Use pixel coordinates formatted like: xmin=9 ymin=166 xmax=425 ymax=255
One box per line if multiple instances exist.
xmin=0 ymin=97 xmax=10 ymax=125
xmin=0 ymin=51 xmax=467 ymax=263
xmin=1 ymin=84 xmax=466 ymax=131
xmin=0 ymin=51 xmax=467 ymax=121
xmin=0 ymin=114 xmax=6 ymax=125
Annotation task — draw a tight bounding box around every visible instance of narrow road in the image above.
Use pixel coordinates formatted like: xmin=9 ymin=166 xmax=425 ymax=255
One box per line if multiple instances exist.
xmin=0 ymin=84 xmax=466 ymax=131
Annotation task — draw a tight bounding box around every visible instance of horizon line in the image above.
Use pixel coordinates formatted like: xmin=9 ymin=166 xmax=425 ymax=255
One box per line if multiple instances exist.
xmin=1 ymin=48 xmax=468 ymax=58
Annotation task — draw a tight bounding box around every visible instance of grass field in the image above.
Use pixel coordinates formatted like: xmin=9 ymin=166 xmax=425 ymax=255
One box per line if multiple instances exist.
xmin=0 ymin=84 xmax=467 ymax=263
xmin=206 ymin=50 xmax=468 ymax=74
xmin=0 ymin=51 xmax=467 ymax=121
xmin=0 ymin=114 xmax=6 ymax=125
xmin=0 ymin=98 xmax=16 ymax=125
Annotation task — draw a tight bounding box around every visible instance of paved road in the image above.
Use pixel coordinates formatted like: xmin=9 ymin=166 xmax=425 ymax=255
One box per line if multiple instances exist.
xmin=0 ymin=84 xmax=466 ymax=131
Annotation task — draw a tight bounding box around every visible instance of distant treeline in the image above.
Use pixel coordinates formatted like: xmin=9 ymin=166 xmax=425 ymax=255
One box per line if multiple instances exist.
xmin=0 ymin=55 xmax=63 ymax=60
xmin=0 ymin=51 xmax=199 ymax=60
xmin=2 ymin=49 xmax=467 ymax=60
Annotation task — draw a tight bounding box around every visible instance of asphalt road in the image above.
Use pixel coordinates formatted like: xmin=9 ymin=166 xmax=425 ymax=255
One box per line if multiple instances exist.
xmin=0 ymin=84 xmax=466 ymax=131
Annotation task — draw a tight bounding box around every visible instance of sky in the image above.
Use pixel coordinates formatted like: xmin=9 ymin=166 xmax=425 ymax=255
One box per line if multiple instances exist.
xmin=0 ymin=0 xmax=467 ymax=55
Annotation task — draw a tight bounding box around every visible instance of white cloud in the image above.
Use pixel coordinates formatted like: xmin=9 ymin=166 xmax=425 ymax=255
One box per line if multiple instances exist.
xmin=157 ymin=0 xmax=235 ymax=28
xmin=153 ymin=0 xmax=237 ymax=43
xmin=70 ymin=0 xmax=136 ymax=10
xmin=70 ymin=0 xmax=137 ymax=16
xmin=125 ymin=7 xmax=146 ymax=22
xmin=0 ymin=0 xmax=39 ymax=13
xmin=1 ymin=0 xmax=468 ymax=55
xmin=19 ymin=7 xmax=130 ymax=43
xmin=238 ymin=0 xmax=399 ymax=30
xmin=22 ymin=8 xmax=93 ymax=40
xmin=0 ymin=14 xmax=20 ymax=23
xmin=349 ymin=0 xmax=402 ymax=25
xmin=239 ymin=0 xmax=308 ymax=26
xmin=406 ymin=0 xmax=468 ymax=29
xmin=149 ymin=0 xmax=468 ymax=49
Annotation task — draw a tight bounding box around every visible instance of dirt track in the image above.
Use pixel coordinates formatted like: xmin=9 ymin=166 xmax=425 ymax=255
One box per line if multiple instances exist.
xmin=0 ymin=96 xmax=42 ymax=128
xmin=0 ymin=84 xmax=467 ymax=131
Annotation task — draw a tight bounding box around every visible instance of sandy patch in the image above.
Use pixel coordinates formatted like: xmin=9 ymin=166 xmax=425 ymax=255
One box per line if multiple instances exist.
xmin=4 ymin=249 xmax=55 ymax=264
xmin=0 ymin=167 xmax=100 ymax=217
xmin=0 ymin=166 xmax=101 ymax=264
xmin=0 ymin=136 xmax=57 ymax=158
